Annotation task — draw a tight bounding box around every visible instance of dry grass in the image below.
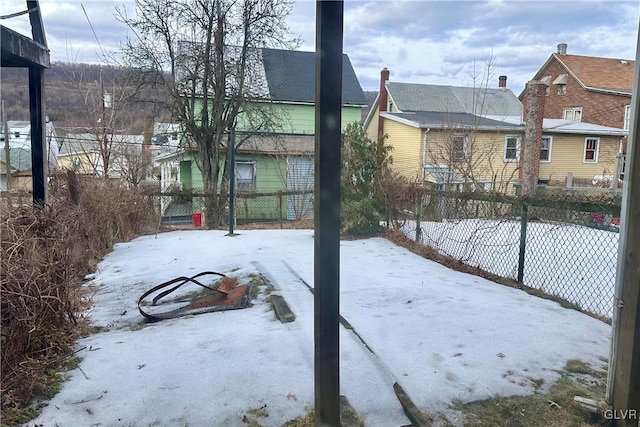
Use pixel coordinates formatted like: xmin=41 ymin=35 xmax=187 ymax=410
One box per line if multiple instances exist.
xmin=1 ymin=171 xmax=158 ymax=425
xmin=440 ymin=359 xmax=610 ymax=427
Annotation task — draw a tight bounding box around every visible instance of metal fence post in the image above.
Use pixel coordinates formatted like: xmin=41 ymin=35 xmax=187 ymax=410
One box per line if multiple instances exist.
xmin=227 ymin=130 xmax=237 ymax=236
xmin=415 ymin=194 xmax=422 ymax=242
xmin=517 ymin=201 xmax=529 ymax=283
xmin=278 ymin=191 xmax=283 ymax=229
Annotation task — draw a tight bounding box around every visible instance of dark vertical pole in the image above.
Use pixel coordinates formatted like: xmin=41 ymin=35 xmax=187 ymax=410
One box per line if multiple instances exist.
xmin=228 ymin=130 xmax=236 ymax=235
xmin=415 ymin=194 xmax=422 ymax=242
xmin=608 ymin=18 xmax=640 ymax=426
xmin=314 ymin=1 xmax=343 ymax=426
xmin=29 ymin=66 xmax=46 ymax=205
xmin=517 ymin=202 xmax=528 ymax=283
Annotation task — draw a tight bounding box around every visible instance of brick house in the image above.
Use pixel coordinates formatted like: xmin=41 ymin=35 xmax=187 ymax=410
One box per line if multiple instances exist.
xmin=520 ymin=43 xmax=634 ymax=132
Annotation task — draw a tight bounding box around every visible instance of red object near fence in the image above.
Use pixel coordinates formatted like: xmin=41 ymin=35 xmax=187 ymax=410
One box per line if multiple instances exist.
xmin=191 ymin=213 xmax=203 ymax=227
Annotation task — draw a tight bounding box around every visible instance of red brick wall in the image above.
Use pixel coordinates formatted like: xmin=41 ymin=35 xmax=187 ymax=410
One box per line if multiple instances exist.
xmin=536 ymin=59 xmax=630 ymax=129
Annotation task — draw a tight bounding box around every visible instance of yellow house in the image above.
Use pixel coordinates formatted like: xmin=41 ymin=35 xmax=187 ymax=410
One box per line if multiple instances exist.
xmin=57 ymin=133 xmax=146 ymax=180
xmin=536 ymin=119 xmax=626 ymax=185
xmin=364 ymin=69 xmax=627 ymax=192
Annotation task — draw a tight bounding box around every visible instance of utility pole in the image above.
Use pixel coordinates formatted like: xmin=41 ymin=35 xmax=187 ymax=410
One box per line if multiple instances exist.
xmin=2 ymin=99 xmax=11 ymax=205
xmin=100 ymin=70 xmax=109 ymax=178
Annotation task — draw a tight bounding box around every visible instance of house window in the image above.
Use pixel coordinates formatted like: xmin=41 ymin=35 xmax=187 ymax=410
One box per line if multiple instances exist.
xmin=540 ymin=136 xmax=552 ymax=162
xmin=624 ymin=105 xmax=631 ymax=130
xmin=553 ymin=74 xmax=567 ymax=95
xmin=452 ymin=134 xmax=466 ymax=161
xmin=236 ymin=161 xmax=256 ymax=191
xmin=563 ymin=108 xmax=582 ymax=122
xmin=584 ymin=137 xmax=600 ymax=163
xmin=172 ymin=132 xmax=178 ymax=140
xmin=504 ymin=135 xmax=520 ymax=162
xmin=14 ymin=131 xmax=20 ymax=138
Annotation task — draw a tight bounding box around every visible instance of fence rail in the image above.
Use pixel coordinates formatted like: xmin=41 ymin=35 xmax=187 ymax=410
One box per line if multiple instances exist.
xmin=401 ymin=190 xmax=620 ymax=321
xmin=152 ymin=190 xmax=314 ymax=227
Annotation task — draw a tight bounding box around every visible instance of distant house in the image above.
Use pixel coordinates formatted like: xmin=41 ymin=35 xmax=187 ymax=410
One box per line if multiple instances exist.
xmin=0 ymin=121 xmax=59 ymax=191
xmin=0 ymin=147 xmax=32 ymax=191
xmin=152 ymin=123 xmax=181 ymax=147
xmin=159 ymin=47 xmax=367 ymax=221
xmin=57 ymin=133 xmax=148 ymax=185
xmin=521 ymin=43 xmax=633 ymax=182
xmin=364 ymin=68 xmax=523 ymax=191
xmin=521 ymin=43 xmax=633 ymax=132
xmin=365 ymin=68 xmax=626 ymax=192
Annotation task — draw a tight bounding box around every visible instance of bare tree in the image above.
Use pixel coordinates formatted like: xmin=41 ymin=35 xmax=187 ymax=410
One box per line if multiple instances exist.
xmin=117 ymin=0 xmax=299 ymax=227
xmin=424 ymin=57 xmax=522 ymax=195
xmin=57 ymin=62 xmax=153 ymax=181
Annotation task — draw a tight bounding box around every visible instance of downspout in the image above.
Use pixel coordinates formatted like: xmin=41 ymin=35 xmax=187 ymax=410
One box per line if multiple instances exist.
xmin=422 ymin=128 xmax=430 ymax=181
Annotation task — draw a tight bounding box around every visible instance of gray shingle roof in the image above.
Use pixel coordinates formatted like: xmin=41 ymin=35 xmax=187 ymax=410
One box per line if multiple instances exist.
xmin=59 ymin=134 xmax=144 ymax=155
xmin=387 ymin=82 xmax=523 ymax=117
xmin=261 ymin=48 xmax=366 ymax=105
xmin=386 ymin=111 xmax=525 ymax=131
xmin=0 ymin=147 xmax=32 ymax=172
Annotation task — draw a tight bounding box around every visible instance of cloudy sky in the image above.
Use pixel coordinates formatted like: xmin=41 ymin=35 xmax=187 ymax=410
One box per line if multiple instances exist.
xmin=3 ymin=0 xmax=639 ymax=93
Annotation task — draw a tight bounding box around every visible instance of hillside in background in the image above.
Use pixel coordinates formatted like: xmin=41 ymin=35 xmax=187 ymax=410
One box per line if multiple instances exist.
xmin=1 ymin=62 xmax=170 ymax=136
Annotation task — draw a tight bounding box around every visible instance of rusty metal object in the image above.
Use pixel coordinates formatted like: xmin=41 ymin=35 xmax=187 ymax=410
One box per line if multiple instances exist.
xmin=138 ymin=271 xmax=252 ymax=321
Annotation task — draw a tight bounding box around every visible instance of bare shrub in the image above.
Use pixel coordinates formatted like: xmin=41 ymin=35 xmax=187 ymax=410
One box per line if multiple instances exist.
xmin=1 ymin=171 xmax=158 ymax=419
xmin=378 ymin=170 xmax=422 ymax=231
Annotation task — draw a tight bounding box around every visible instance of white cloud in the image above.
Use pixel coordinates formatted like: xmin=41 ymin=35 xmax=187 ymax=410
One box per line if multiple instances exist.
xmin=3 ymin=0 xmax=638 ymax=93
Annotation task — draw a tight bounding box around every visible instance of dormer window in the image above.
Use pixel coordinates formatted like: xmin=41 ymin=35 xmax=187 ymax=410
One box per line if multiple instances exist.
xmin=553 ymin=74 xmax=567 ymax=95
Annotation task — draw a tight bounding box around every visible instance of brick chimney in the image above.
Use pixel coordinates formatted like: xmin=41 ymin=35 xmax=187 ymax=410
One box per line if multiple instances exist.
xmin=498 ymin=75 xmax=507 ymax=88
xmin=378 ymin=68 xmax=390 ymax=136
xmin=557 ymin=43 xmax=567 ymax=55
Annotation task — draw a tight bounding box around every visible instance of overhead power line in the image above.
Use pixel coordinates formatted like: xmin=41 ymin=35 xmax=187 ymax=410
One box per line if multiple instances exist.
xmin=81 ymin=3 xmax=107 ymax=59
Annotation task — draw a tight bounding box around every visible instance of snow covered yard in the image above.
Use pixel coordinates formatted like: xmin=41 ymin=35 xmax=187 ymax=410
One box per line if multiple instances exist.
xmin=27 ymin=230 xmax=611 ymax=427
xmin=403 ymin=219 xmax=618 ymax=318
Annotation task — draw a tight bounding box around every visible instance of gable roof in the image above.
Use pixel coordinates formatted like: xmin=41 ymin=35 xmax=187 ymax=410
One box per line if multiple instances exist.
xmin=386 ymin=82 xmax=523 ymax=117
xmin=261 ymin=48 xmax=367 ymax=106
xmin=531 ymin=53 xmax=634 ymax=95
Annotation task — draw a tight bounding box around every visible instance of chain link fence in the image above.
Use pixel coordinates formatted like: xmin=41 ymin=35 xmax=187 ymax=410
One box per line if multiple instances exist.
xmin=399 ymin=189 xmax=621 ymax=321
xmin=153 ymin=190 xmax=314 ymax=228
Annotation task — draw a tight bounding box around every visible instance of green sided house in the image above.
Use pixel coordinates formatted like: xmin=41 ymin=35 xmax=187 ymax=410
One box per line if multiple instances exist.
xmin=158 ymin=47 xmax=366 ymax=222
